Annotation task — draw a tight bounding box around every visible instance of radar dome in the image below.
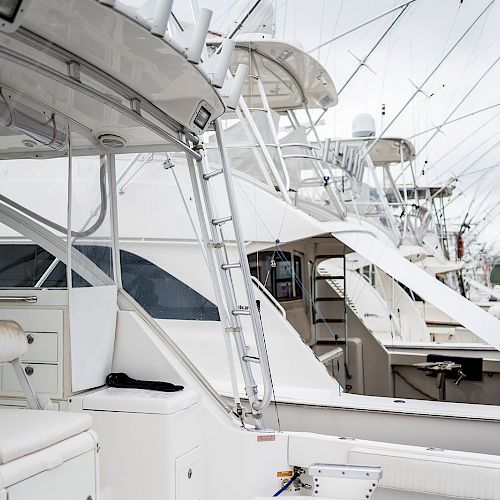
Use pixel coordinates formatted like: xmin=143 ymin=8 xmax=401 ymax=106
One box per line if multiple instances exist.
xmin=352 ymin=113 xmax=376 ymax=138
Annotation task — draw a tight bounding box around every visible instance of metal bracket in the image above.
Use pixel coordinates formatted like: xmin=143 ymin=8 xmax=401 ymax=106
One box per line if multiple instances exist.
xmin=224 ymin=326 xmax=242 ymax=334
xmin=130 ymin=98 xmax=141 ymax=114
xmin=305 ymin=463 xmax=382 ymax=499
xmin=67 ymin=61 xmax=81 ymax=81
xmin=308 ymin=463 xmax=382 ymax=480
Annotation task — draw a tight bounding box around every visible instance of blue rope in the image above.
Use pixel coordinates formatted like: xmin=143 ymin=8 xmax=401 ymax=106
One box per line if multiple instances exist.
xmin=273 ymin=471 xmax=300 ymax=496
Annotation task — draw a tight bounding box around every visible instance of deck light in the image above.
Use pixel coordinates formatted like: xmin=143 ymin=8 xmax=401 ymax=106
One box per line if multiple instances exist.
xmin=0 ymin=0 xmax=30 ymax=33
xmin=0 ymin=97 xmax=66 ymax=150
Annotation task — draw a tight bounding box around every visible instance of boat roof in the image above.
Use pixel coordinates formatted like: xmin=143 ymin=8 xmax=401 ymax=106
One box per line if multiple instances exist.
xmin=0 ymin=0 xmax=225 ymax=159
xmin=337 ymin=137 xmax=416 ymax=165
xmin=399 ymin=185 xmax=455 ymax=199
xmin=210 ymin=33 xmax=338 ymax=111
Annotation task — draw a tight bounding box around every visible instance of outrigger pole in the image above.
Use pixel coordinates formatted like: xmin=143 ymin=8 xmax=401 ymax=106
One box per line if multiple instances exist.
xmin=311 ymin=1 xmax=415 ymax=128
xmin=363 ymin=0 xmax=496 ymax=159
xmin=415 ymin=55 xmax=500 ymax=160
xmin=308 ymin=0 xmax=416 ymax=53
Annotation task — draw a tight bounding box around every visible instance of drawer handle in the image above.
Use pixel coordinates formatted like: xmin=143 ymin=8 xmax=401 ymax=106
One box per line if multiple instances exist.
xmin=0 ymin=296 xmax=37 ymax=303
xmin=24 ymin=366 xmax=34 ymax=376
xmin=26 ymin=334 xmax=34 ymax=344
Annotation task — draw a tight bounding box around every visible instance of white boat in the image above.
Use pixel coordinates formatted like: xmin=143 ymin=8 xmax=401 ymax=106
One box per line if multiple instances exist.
xmin=4 ymin=3 xmax=500 ymax=500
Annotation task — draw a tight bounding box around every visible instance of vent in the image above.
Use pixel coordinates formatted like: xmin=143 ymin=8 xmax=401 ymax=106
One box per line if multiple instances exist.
xmin=98 ymin=134 xmax=127 ymax=149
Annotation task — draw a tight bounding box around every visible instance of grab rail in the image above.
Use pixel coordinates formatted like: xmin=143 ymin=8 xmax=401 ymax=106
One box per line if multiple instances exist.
xmin=0 ymin=296 xmax=37 ymax=303
xmin=251 ymin=276 xmax=286 ymax=318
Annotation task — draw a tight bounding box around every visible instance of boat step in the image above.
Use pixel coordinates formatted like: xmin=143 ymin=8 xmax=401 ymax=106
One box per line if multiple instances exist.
xmin=315 ymin=297 xmax=345 ymax=302
xmin=232 ymin=309 xmax=251 ymax=316
xmin=203 ymin=168 xmax=223 ymax=180
xmin=314 ymin=318 xmax=345 ymax=324
xmin=222 ymin=262 xmax=241 ymax=270
xmin=242 ymin=355 xmax=260 ymax=363
xmin=212 ymin=216 xmax=232 ymax=225
xmin=316 ymin=275 xmax=345 ymax=280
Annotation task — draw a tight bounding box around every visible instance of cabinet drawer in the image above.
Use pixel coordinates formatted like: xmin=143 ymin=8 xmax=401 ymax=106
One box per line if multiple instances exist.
xmin=22 ymin=332 xmax=58 ymax=363
xmin=2 ymin=363 xmax=58 ymax=395
xmin=0 ymin=309 xmax=63 ymax=334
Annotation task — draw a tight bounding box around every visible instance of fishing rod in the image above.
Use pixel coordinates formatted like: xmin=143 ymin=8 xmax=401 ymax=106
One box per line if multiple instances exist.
xmin=363 ymin=0 xmax=496 ymax=159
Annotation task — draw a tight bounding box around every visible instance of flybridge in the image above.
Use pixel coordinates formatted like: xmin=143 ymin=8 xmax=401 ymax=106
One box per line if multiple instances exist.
xmin=0 ymin=0 xmax=253 ymax=153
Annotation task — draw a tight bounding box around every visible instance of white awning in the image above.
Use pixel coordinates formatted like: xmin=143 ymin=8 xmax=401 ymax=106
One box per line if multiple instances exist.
xmin=329 ymin=222 xmax=500 ymax=351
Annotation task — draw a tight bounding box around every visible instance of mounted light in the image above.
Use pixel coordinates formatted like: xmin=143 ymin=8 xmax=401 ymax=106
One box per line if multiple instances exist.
xmin=193 ymin=106 xmax=211 ymax=130
xmin=0 ymin=95 xmax=66 ymax=150
xmin=190 ymin=101 xmax=214 ymax=133
xmin=0 ymin=0 xmax=31 ymax=33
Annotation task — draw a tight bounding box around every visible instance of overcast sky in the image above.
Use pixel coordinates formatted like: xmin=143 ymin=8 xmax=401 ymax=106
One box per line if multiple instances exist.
xmin=136 ymin=0 xmax=500 ymax=251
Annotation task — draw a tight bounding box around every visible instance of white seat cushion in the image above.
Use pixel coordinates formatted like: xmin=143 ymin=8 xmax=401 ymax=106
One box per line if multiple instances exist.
xmin=0 ymin=409 xmax=92 ymax=464
xmin=0 ymin=320 xmax=27 ymax=363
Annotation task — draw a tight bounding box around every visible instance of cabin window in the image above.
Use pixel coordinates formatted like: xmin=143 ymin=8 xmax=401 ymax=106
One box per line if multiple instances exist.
xmin=249 ymin=250 xmax=303 ymax=301
xmin=0 ymin=244 xmax=219 ymax=321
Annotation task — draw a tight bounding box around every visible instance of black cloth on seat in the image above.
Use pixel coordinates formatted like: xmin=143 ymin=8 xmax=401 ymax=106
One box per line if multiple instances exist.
xmin=106 ymin=372 xmax=184 ymax=392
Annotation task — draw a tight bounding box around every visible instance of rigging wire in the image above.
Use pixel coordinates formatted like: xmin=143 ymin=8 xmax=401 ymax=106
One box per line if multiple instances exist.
xmin=416 ymin=55 xmax=500 ymax=164
xmin=311 ymin=0 xmax=415 ymax=129
xmin=308 ymin=0 xmax=417 ymax=53
xmin=410 ymin=102 xmax=500 ymax=139
xmin=363 ymin=0 xmax=496 ymax=158
xmin=425 ymin=111 xmax=500 ymax=178
xmin=323 ymin=0 xmax=344 ymax=67
xmin=337 ymin=3 xmax=412 ymax=96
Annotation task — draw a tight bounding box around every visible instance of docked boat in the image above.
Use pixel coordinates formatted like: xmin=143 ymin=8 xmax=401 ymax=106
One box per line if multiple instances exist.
xmin=4 ymin=3 xmax=500 ymax=500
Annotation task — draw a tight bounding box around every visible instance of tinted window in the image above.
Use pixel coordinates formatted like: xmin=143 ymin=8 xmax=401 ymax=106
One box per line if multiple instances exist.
xmin=119 ymin=249 xmax=219 ymax=321
xmin=249 ymin=250 xmax=303 ymax=301
xmin=0 ymin=244 xmax=55 ymax=288
xmin=0 ymin=244 xmax=219 ymax=321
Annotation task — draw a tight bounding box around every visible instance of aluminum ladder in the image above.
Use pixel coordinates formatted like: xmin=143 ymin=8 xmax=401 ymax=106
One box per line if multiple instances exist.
xmin=185 ymin=118 xmax=273 ymax=429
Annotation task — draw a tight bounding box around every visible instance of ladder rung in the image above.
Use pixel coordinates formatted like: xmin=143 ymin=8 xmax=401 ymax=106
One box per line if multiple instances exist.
xmin=232 ymin=309 xmax=250 ymax=316
xmin=203 ymin=168 xmax=223 ymax=180
xmin=315 ymin=297 xmax=344 ymax=302
xmin=242 ymin=355 xmax=260 ymax=363
xmin=316 ymin=275 xmax=345 ymax=280
xmin=316 ymin=255 xmax=346 ymax=259
xmin=248 ymin=107 xmax=268 ymax=112
xmin=314 ymin=318 xmax=345 ymax=324
xmin=222 ymin=262 xmax=241 ymax=270
xmin=212 ymin=216 xmax=232 ymax=225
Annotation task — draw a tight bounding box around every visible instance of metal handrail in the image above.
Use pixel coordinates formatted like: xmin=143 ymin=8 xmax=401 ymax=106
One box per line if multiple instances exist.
xmin=0 ymin=296 xmax=37 ymax=303
xmin=251 ymin=276 xmax=286 ymax=317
